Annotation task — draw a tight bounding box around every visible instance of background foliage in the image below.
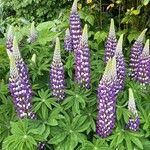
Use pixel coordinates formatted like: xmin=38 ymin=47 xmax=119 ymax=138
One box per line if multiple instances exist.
xmin=0 ymin=0 xmax=150 ymax=149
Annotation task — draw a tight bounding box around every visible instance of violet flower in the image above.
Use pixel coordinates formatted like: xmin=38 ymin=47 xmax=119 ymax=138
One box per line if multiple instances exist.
xmin=126 ymin=88 xmax=139 ymax=131
xmin=27 ymin=21 xmax=38 ymax=43
xmin=104 ymin=19 xmax=117 ymax=63
xmin=8 ymin=37 xmax=34 ymax=119
xmin=136 ymin=39 xmax=150 ymax=85
xmin=115 ymin=34 xmax=125 ymax=92
xmin=129 ymin=29 xmax=147 ymax=79
xmin=70 ymin=0 xmax=82 ymax=51
xmin=50 ymin=37 xmax=65 ymax=100
xmin=64 ymin=28 xmax=72 ymax=51
xmin=96 ymin=57 xmax=117 ymax=137
xmin=75 ymin=24 xmax=90 ymax=88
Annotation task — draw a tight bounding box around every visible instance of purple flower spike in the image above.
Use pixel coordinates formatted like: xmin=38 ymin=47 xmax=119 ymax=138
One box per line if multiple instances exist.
xmin=50 ymin=37 xmax=65 ymax=100
xmin=129 ymin=29 xmax=147 ymax=79
xmin=105 ymin=19 xmax=117 ymax=63
xmin=96 ymin=57 xmax=117 ymax=138
xmin=13 ymin=36 xmax=32 ymax=102
xmin=115 ymin=34 xmax=125 ymax=92
xmin=136 ymin=39 xmax=150 ymax=85
xmin=6 ymin=25 xmax=14 ymax=52
xmin=126 ymin=88 xmax=139 ymax=131
xmin=27 ymin=21 xmax=38 ymax=43
xmin=64 ymin=28 xmax=72 ymax=51
xmin=8 ymin=53 xmax=34 ymax=119
xmin=8 ymin=37 xmax=34 ymax=119
xmin=75 ymin=24 xmax=90 ymax=88
xmin=70 ymin=0 xmax=82 ymax=51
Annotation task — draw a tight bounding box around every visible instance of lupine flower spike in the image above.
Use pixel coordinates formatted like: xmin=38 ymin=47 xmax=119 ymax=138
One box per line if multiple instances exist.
xmin=76 ymin=24 xmax=90 ymax=88
xmin=96 ymin=57 xmax=117 ymax=137
xmin=8 ymin=36 xmax=35 ymax=119
xmin=104 ymin=19 xmax=117 ymax=63
xmin=6 ymin=25 xmax=14 ymax=52
xmin=8 ymin=54 xmax=34 ymax=119
xmin=50 ymin=37 xmax=65 ymax=100
xmin=13 ymin=36 xmax=33 ymax=101
xmin=115 ymin=34 xmax=125 ymax=92
xmin=64 ymin=28 xmax=72 ymax=51
xmin=70 ymin=0 xmax=82 ymax=51
xmin=136 ymin=39 xmax=150 ymax=86
xmin=126 ymin=88 xmax=139 ymax=131
xmin=129 ymin=29 xmax=147 ymax=79
xmin=27 ymin=21 xmax=38 ymax=43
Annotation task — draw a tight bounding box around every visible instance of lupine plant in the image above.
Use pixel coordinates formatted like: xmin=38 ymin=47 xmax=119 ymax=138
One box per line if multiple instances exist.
xmin=75 ymin=24 xmax=90 ymax=88
xmin=115 ymin=34 xmax=125 ymax=92
xmin=64 ymin=28 xmax=72 ymax=51
xmin=129 ymin=29 xmax=147 ymax=79
xmin=136 ymin=39 xmax=150 ymax=86
xmin=104 ymin=19 xmax=117 ymax=63
xmin=96 ymin=57 xmax=117 ymax=137
xmin=1 ymin=0 xmax=150 ymax=149
xmin=126 ymin=88 xmax=139 ymax=131
xmin=8 ymin=37 xmax=34 ymax=119
xmin=50 ymin=37 xmax=65 ymax=100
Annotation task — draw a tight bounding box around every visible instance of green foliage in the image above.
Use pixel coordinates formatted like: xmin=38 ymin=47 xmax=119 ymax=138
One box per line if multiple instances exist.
xmin=0 ymin=0 xmax=150 ymax=150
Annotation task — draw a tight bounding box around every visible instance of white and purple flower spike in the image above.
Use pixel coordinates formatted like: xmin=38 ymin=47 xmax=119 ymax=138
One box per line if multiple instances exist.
xmin=50 ymin=37 xmax=65 ymax=101
xmin=70 ymin=0 xmax=82 ymax=51
xmin=104 ymin=19 xmax=117 ymax=63
xmin=126 ymin=88 xmax=139 ymax=131
xmin=8 ymin=52 xmax=35 ymax=119
xmin=64 ymin=28 xmax=72 ymax=51
xmin=13 ymin=36 xmax=32 ymax=101
xmin=12 ymin=36 xmax=34 ymax=119
xmin=136 ymin=39 xmax=150 ymax=86
xmin=129 ymin=29 xmax=147 ymax=79
xmin=76 ymin=24 xmax=90 ymax=88
xmin=27 ymin=21 xmax=38 ymax=43
xmin=115 ymin=34 xmax=125 ymax=92
xmin=6 ymin=25 xmax=14 ymax=52
xmin=96 ymin=57 xmax=117 ymax=138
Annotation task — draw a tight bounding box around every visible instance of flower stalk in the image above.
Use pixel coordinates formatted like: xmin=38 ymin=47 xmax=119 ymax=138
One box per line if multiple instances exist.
xmin=96 ymin=57 xmax=117 ymax=137
xmin=50 ymin=37 xmax=65 ymax=100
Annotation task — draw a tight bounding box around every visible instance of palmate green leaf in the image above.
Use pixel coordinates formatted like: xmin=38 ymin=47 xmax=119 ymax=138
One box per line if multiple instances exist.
xmin=47 ymin=107 xmax=62 ymax=126
xmin=33 ymin=89 xmax=59 ymax=115
xmin=62 ymin=87 xmax=87 ymax=115
xmin=131 ymin=137 xmax=143 ymax=149
xmin=48 ymin=132 xmax=67 ymax=145
xmin=2 ymin=119 xmax=44 ymax=150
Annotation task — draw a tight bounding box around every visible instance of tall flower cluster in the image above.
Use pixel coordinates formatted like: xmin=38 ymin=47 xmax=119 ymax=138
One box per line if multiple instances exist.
xmin=129 ymin=29 xmax=147 ymax=79
xmin=104 ymin=19 xmax=117 ymax=63
xmin=64 ymin=28 xmax=72 ymax=51
xmin=8 ymin=37 xmax=34 ymax=119
xmin=70 ymin=0 xmax=82 ymax=50
xmin=27 ymin=21 xmax=38 ymax=43
xmin=126 ymin=88 xmax=139 ymax=131
xmin=50 ymin=37 xmax=65 ymax=100
xmin=136 ymin=39 xmax=150 ymax=85
xmin=115 ymin=34 xmax=125 ymax=92
xmin=96 ymin=57 xmax=117 ymax=137
xmin=75 ymin=24 xmax=90 ymax=88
